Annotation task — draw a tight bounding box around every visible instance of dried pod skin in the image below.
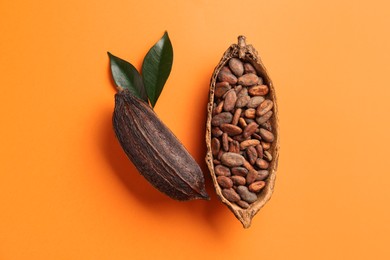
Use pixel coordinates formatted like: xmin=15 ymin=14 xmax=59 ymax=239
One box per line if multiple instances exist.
xmin=114 ymin=90 xmax=209 ymax=201
xmin=206 ymin=36 xmax=279 ymax=228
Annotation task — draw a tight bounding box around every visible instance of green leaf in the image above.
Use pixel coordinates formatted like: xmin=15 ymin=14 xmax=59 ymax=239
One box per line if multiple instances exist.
xmin=142 ymin=31 xmax=173 ymax=107
xmin=108 ymin=52 xmax=148 ymax=103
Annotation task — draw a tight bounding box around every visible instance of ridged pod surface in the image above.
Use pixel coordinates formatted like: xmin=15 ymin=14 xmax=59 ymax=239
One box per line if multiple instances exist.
xmin=114 ymin=89 xmax=209 ymax=201
xmin=205 ymin=36 xmax=279 ymax=228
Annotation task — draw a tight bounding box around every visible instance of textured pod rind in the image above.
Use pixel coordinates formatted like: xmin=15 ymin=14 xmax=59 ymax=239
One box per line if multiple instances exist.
xmin=205 ymin=36 xmax=280 ymax=228
xmin=113 ymin=90 xmax=209 ymax=201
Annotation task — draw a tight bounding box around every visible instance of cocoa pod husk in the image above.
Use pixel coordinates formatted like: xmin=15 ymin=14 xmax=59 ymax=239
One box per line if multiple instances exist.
xmin=114 ymin=89 xmax=209 ymax=201
xmin=205 ymin=36 xmax=279 ymax=228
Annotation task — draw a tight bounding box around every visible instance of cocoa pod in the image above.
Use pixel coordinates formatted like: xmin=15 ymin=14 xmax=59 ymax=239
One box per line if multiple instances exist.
xmin=114 ymin=89 xmax=209 ymax=201
xmin=206 ymin=36 xmax=279 ymax=228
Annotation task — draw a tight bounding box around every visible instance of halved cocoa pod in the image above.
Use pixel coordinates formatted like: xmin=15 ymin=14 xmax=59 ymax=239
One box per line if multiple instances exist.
xmin=205 ymin=36 xmax=279 ymax=228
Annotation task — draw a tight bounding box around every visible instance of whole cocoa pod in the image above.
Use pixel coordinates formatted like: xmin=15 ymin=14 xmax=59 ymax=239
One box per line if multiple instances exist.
xmin=114 ymin=89 xmax=209 ymax=201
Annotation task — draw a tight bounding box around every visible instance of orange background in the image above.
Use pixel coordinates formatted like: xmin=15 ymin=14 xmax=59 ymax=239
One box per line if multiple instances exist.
xmin=1 ymin=0 xmax=390 ymax=259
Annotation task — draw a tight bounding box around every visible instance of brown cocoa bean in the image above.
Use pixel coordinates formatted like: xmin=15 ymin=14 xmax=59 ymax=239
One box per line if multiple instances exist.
xmin=217 ymin=176 xmax=233 ymax=189
xmin=263 ymin=150 xmax=273 ymax=161
xmin=256 ymin=158 xmax=269 ymax=169
xmin=237 ymin=87 xmax=248 ymax=98
xmin=236 ymin=200 xmax=250 ymax=209
xmin=249 ymin=181 xmax=266 ymax=193
xmin=234 ymin=85 xmax=243 ymax=93
xmin=213 ymin=159 xmax=221 ymax=165
xmin=244 ymin=108 xmax=256 ymax=119
xmin=230 ymin=140 xmax=240 ymax=153
xmin=244 ymin=62 xmax=256 ymax=74
xmin=259 ymin=128 xmax=274 ymax=142
xmin=261 ymin=121 xmax=272 ymax=131
xmin=211 ymin=126 xmax=223 ymax=137
xmin=215 ymin=100 xmax=224 ymax=114
xmin=236 ymin=186 xmax=257 ymax=204
xmin=238 ymin=117 xmax=247 ymax=128
xmin=220 ymin=123 xmax=243 ymax=136
xmin=228 ymin=57 xmax=244 ymax=76
xmin=231 ymin=167 xmax=248 ymax=176
xmin=215 ymin=165 xmax=231 ymax=176
xmin=238 ymin=73 xmax=259 ymax=86
xmin=255 ymin=144 xmax=264 ymax=159
xmin=231 ymin=175 xmax=246 ymax=185
xmin=235 ymin=95 xmax=250 ymax=108
xmin=246 ymin=169 xmax=258 ymax=185
xmin=256 ymin=99 xmax=274 ymax=116
xmin=211 ymin=112 xmax=233 ymax=126
xmin=252 ymin=133 xmax=262 ymax=140
xmin=243 ymin=159 xmax=255 ymax=171
xmin=246 ymin=146 xmax=258 ymax=165
xmin=247 ymin=96 xmax=265 ymax=108
xmin=256 ymin=110 xmax=273 ymax=125
xmin=242 ymin=122 xmax=259 ymax=138
xmin=222 ymin=133 xmax=229 ymax=151
xmin=218 ymin=70 xmax=238 ymax=85
xmin=222 ymin=188 xmax=241 ymax=202
xmin=261 ymin=141 xmax=271 ymax=150
xmin=223 ymin=89 xmax=237 ymax=111
xmin=232 ymin=108 xmax=242 ymax=125
xmin=211 ymin=137 xmax=220 ymax=156
xmin=248 ymin=84 xmax=269 ymax=96
xmin=240 ymin=139 xmax=261 ymax=150
xmin=256 ymin=170 xmax=269 ymax=181
xmin=215 ymin=82 xmax=231 ymax=98
xmin=221 ymin=152 xmax=245 ymax=167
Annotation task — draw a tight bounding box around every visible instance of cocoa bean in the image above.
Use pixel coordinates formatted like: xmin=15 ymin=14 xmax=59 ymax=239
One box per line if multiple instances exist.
xmin=249 ymin=181 xmax=266 ymax=193
xmin=256 ymin=158 xmax=269 ymax=169
xmin=238 ymin=117 xmax=247 ymax=128
xmin=261 ymin=141 xmax=271 ymax=150
xmin=211 ymin=126 xmax=223 ymax=137
xmin=221 ymin=152 xmax=245 ymax=167
xmin=222 ymin=188 xmax=241 ymax=202
xmin=231 ymin=167 xmax=248 ymax=176
xmin=211 ymin=112 xmax=233 ymax=126
xmin=222 ymin=132 xmax=229 ymax=151
xmin=246 ymin=169 xmax=258 ymax=185
xmin=223 ymin=89 xmax=237 ymax=111
xmin=255 ymin=144 xmax=264 ymax=159
xmin=236 ymin=186 xmax=257 ymax=204
xmin=259 ymin=128 xmax=275 ymax=142
xmin=248 ymin=84 xmax=269 ymax=96
xmin=256 ymin=110 xmax=273 ymax=125
xmin=256 ymin=170 xmax=269 ymax=181
xmin=231 ymin=175 xmax=246 ymax=185
xmin=237 ymin=87 xmax=248 ymax=98
xmin=246 ymin=146 xmax=258 ymax=165
xmin=244 ymin=62 xmax=256 ymax=74
xmin=215 ymin=165 xmax=231 ymax=176
xmin=217 ymin=176 xmax=233 ymax=189
xmin=244 ymin=108 xmax=256 ymax=119
xmin=220 ymin=123 xmax=243 ymax=136
xmin=247 ymin=96 xmax=265 ymax=108
xmin=236 ymin=200 xmax=250 ymax=209
xmin=214 ymin=100 xmax=224 ymax=114
xmin=263 ymin=150 xmax=273 ymax=161
xmin=238 ymin=73 xmax=259 ymax=86
xmin=228 ymin=57 xmax=244 ymax=76
xmin=242 ymin=122 xmax=259 ymax=138
xmin=240 ymin=139 xmax=261 ymax=150
xmin=235 ymin=95 xmax=250 ymax=108
xmin=256 ymin=99 xmax=273 ymax=116
xmin=218 ymin=70 xmax=238 ymax=85
xmin=211 ymin=137 xmax=220 ymax=156
xmin=215 ymin=82 xmax=231 ymax=98
xmin=232 ymin=108 xmax=242 ymax=125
